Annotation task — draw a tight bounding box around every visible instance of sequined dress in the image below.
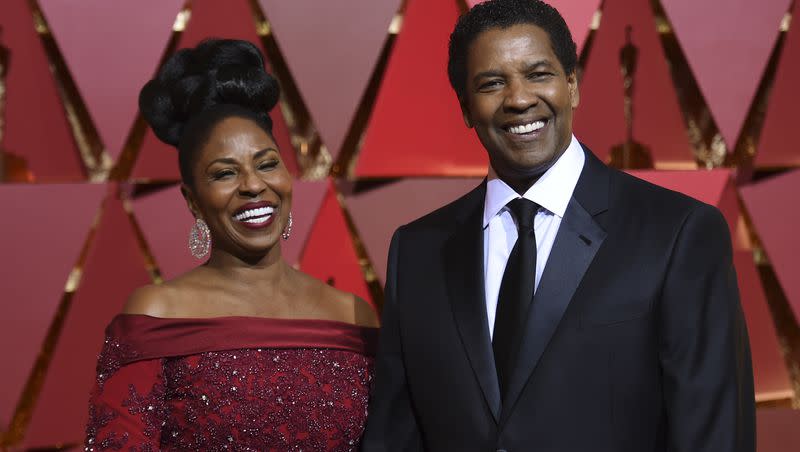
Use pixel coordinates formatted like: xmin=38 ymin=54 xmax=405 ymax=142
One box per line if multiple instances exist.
xmin=85 ymin=314 xmax=378 ymax=451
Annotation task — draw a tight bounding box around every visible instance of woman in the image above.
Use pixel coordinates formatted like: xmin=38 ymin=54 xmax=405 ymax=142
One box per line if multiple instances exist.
xmin=85 ymin=39 xmax=379 ymax=451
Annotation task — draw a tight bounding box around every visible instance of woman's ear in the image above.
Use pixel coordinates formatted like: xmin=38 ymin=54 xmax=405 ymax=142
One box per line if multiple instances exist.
xmin=180 ymin=184 xmax=201 ymax=219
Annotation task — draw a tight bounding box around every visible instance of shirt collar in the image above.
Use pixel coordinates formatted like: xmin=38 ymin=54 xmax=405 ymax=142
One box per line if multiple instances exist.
xmin=483 ymin=134 xmax=585 ymax=227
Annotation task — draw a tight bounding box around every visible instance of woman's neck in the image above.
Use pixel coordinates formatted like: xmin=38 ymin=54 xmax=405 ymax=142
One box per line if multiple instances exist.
xmin=203 ymin=245 xmax=289 ymax=290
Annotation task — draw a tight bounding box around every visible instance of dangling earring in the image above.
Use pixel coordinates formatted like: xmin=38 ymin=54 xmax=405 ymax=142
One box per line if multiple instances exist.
xmin=189 ymin=218 xmax=211 ymax=259
xmin=282 ymin=212 xmax=293 ymax=241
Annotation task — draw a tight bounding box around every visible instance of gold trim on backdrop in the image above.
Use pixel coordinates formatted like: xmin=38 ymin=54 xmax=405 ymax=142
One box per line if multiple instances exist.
xmin=334 ymin=185 xmax=385 ymax=314
xmin=780 ymin=9 xmax=792 ymax=32
xmin=652 ymin=160 xmax=698 ymax=170
xmin=728 ymin=6 xmax=792 ymax=179
xmin=740 ymin=198 xmax=800 ymax=408
xmin=590 ymin=8 xmax=603 ymax=30
xmin=336 ymin=6 xmax=403 ymax=179
xmin=173 ymin=7 xmax=192 ymax=32
xmin=388 ymin=11 xmax=404 ymax=35
xmin=0 ymin=192 xmax=106 ymax=447
xmin=249 ymin=0 xmax=332 ymax=180
xmin=576 ymin=1 xmax=604 ymax=82
xmin=756 ymin=389 xmax=796 ymax=405
xmin=757 ymin=259 xmax=800 ymax=409
xmin=652 ymin=0 xmax=795 ymax=173
xmin=28 ymin=0 xmax=107 ymax=181
xmin=122 ymin=190 xmax=165 ymax=285
xmin=111 ymin=2 xmax=191 ymax=182
xmin=650 ymin=0 xmax=728 ymax=169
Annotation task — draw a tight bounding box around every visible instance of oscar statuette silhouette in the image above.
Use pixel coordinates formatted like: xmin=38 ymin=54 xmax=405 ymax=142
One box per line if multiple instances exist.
xmin=0 ymin=27 xmax=32 ymax=182
xmin=609 ymin=26 xmax=654 ymax=169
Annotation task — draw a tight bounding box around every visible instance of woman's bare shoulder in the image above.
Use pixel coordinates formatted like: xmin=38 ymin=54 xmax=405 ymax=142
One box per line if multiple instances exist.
xmin=295 ymin=271 xmax=379 ymax=327
xmin=122 ymin=283 xmax=179 ymax=317
xmin=122 ymin=269 xmax=205 ymax=317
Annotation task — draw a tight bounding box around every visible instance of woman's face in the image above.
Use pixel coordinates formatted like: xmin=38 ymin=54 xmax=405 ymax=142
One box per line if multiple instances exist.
xmin=184 ymin=116 xmax=292 ymax=260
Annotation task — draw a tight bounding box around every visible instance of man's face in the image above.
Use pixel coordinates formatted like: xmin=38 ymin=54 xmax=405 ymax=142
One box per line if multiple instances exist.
xmin=460 ymin=24 xmax=579 ymax=186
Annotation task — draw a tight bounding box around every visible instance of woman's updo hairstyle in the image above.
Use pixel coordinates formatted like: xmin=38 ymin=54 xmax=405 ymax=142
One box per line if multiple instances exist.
xmin=139 ymin=38 xmax=280 ymax=186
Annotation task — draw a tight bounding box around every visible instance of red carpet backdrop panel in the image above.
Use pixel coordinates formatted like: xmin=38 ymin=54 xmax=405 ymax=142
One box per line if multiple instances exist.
xmin=354 ymin=0 xmax=489 ymax=177
xmin=0 ymin=184 xmax=105 ymax=429
xmin=756 ymin=0 xmax=800 ymax=168
xmin=23 ymin=189 xmax=151 ymax=449
xmin=38 ymin=0 xmax=184 ymax=163
xmin=574 ymin=0 xmax=694 ymax=167
xmin=740 ymin=170 xmax=800 ymax=321
xmin=660 ymin=0 xmax=791 ymax=149
xmin=628 ymin=169 xmax=739 ymax=243
xmin=0 ymin=0 xmax=84 ymax=181
xmin=300 ymin=181 xmax=374 ymax=307
xmin=345 ymin=178 xmax=483 ymax=285
xmin=258 ymin=0 xmax=400 ymax=161
xmin=131 ymin=0 xmax=299 ymax=181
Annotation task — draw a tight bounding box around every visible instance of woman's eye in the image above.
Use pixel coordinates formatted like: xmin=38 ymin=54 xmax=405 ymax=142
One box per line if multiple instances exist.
xmin=528 ymin=72 xmax=551 ymax=80
xmin=258 ymin=160 xmax=279 ymax=171
xmin=213 ymin=170 xmax=235 ymax=180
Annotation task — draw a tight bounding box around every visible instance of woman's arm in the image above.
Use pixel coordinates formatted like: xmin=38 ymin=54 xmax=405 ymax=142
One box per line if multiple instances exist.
xmin=85 ymin=338 xmax=167 ymax=451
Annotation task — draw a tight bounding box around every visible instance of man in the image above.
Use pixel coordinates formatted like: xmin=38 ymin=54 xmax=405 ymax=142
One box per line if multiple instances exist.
xmin=362 ymin=0 xmax=755 ymax=451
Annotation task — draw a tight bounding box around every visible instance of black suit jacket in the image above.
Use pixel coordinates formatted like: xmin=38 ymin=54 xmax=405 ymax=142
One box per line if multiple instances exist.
xmin=362 ymin=147 xmax=755 ymax=452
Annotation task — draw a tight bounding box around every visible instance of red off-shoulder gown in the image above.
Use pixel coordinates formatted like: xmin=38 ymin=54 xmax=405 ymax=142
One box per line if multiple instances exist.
xmin=85 ymin=314 xmax=378 ymax=451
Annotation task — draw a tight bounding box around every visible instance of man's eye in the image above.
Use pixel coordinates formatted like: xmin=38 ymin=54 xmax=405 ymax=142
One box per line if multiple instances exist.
xmin=479 ymin=80 xmax=502 ymax=90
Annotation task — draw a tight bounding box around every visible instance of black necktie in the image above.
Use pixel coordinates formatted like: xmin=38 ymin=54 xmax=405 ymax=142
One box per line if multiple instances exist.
xmin=493 ymin=197 xmax=539 ymax=398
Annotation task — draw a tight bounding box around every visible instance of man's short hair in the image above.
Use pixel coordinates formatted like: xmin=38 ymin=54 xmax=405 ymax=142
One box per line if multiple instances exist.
xmin=447 ymin=0 xmax=578 ymax=100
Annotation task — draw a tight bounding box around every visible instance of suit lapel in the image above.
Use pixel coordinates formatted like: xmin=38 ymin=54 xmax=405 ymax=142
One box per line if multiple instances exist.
xmin=443 ymin=183 xmax=502 ymax=423
xmin=500 ymin=147 xmax=610 ymax=424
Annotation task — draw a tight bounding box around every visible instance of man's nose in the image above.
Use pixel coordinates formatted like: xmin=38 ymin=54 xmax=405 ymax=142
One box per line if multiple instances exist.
xmin=503 ymin=79 xmax=536 ymax=112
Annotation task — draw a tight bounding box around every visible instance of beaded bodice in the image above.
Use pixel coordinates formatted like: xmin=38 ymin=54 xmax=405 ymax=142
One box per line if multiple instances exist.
xmin=85 ymin=314 xmax=378 ymax=451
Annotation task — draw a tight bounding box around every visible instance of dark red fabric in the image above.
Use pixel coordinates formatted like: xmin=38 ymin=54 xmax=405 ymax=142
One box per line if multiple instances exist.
xmin=106 ymin=314 xmax=379 ymax=363
xmin=85 ymin=315 xmax=378 ymax=451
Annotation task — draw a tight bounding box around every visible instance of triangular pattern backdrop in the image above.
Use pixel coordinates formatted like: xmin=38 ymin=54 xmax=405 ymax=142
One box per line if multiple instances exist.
xmin=23 ymin=189 xmax=151 ymax=448
xmin=660 ymin=0 xmax=791 ymax=148
xmin=258 ymin=0 xmax=400 ymax=160
xmin=131 ymin=0 xmax=299 ymax=181
xmin=0 ymin=184 xmax=106 ymax=428
xmin=1 ymin=0 xmax=799 ymax=448
xmin=574 ymin=0 xmax=694 ymax=167
xmin=757 ymin=0 xmax=800 ymax=167
xmin=38 ymin=0 xmax=184 ymax=162
xmin=741 ymin=170 xmax=800 ymax=321
xmin=0 ymin=0 xmax=84 ymax=181
xmin=354 ymin=0 xmax=489 ymax=177
xmin=299 ymin=182 xmax=373 ymax=306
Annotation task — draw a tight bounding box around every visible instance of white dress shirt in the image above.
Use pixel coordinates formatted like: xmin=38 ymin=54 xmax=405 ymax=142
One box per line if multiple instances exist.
xmin=483 ymin=135 xmax=585 ymax=338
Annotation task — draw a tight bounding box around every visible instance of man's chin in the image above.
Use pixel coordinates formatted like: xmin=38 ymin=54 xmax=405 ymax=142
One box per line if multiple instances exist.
xmin=499 ymin=156 xmax=555 ymax=177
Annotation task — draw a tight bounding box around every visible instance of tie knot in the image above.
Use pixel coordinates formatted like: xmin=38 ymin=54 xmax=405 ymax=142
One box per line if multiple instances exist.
xmin=507 ymin=198 xmax=539 ymax=230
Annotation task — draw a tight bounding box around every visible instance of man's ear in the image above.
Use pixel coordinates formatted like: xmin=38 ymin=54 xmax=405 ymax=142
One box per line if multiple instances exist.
xmin=568 ymin=70 xmax=580 ymax=109
xmin=459 ymin=97 xmax=473 ymax=128
xmin=180 ymin=184 xmax=201 ymax=220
